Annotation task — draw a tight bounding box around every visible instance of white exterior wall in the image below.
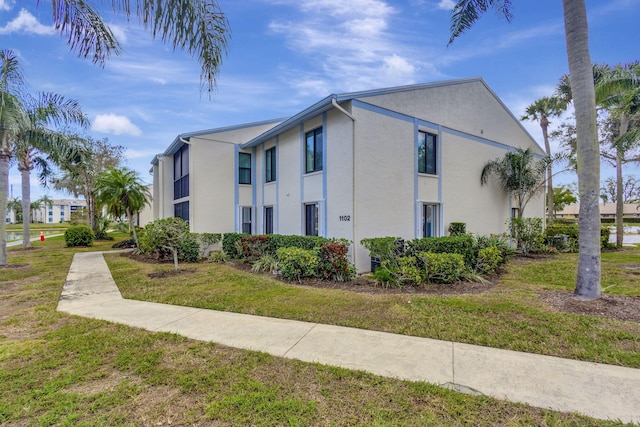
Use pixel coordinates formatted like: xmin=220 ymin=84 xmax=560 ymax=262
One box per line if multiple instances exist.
xmin=276 ymin=127 xmax=303 ymax=235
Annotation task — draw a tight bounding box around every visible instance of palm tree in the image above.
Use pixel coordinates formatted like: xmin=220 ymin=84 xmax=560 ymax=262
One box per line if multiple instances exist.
xmin=448 ymin=0 xmax=601 ymax=300
xmin=6 ymin=198 xmax=22 ymax=223
xmin=15 ymin=92 xmax=88 ymax=248
xmin=521 ymin=96 xmax=566 ymax=226
xmin=96 ymin=168 xmax=150 ymax=246
xmin=594 ymin=62 xmax=640 ymax=247
xmin=0 ymin=49 xmax=26 ymax=265
xmin=480 ymin=147 xmax=549 ymax=218
xmin=43 ymin=0 xmax=229 ymax=95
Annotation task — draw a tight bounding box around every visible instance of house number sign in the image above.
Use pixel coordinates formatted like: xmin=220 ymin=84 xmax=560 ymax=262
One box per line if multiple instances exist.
xmin=339 ymin=215 xmax=351 ymax=222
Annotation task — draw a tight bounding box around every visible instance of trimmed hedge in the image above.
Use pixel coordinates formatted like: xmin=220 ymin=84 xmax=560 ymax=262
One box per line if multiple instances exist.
xmin=406 ymin=235 xmax=476 ymax=267
xmin=222 ymin=232 xmax=334 ymax=259
xmin=64 ymin=225 xmax=94 ymax=247
xmin=276 ymin=247 xmax=319 ymax=281
xmin=545 ymin=223 xmax=611 ymax=251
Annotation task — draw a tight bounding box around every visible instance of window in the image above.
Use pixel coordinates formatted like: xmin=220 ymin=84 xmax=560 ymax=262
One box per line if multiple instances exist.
xmin=264 ymin=206 xmax=273 ymax=234
xmin=422 ymin=204 xmax=439 ymax=238
xmin=48 ymin=207 xmax=53 ymax=223
xmin=305 ymin=203 xmax=318 ymax=236
xmin=265 ymin=147 xmax=276 ymax=183
xmin=60 ymin=206 xmax=65 ymax=222
xmin=174 ymin=201 xmax=189 ymax=221
xmin=241 ymin=207 xmax=252 ymax=234
xmin=174 ymin=145 xmax=189 ymax=200
xmin=305 ymin=128 xmax=323 ymax=173
xmin=239 ymin=152 xmax=251 ymax=184
xmin=418 ymin=131 xmax=437 ymax=175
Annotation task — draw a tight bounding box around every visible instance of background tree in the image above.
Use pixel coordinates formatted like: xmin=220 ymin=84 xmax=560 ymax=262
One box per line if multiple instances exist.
xmin=41 ymin=0 xmax=229 ymax=95
xmin=521 ymin=96 xmax=566 ymax=225
xmin=480 ymin=147 xmax=550 ymax=218
xmin=594 ymin=62 xmax=640 ymax=247
xmin=54 ymin=136 xmax=124 ymax=235
xmin=14 ymin=92 xmax=88 ymax=248
xmin=95 ymin=167 xmax=150 ymax=245
xmin=553 ymin=185 xmax=578 ymax=215
xmin=0 ymin=49 xmax=26 ymax=265
xmin=448 ymin=0 xmax=601 ymax=300
xmin=601 ymin=176 xmax=640 ymax=204
xmin=7 ymin=198 xmax=22 ymax=223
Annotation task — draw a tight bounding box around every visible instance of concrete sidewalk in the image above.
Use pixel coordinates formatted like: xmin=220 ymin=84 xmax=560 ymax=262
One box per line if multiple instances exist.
xmin=58 ymin=251 xmax=640 ymax=424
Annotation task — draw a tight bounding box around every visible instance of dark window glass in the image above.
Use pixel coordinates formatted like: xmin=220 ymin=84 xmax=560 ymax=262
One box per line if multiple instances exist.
xmin=239 ymin=152 xmax=251 ymax=185
xmin=264 ymin=206 xmax=273 ymax=234
xmin=174 ymin=201 xmax=189 ymax=221
xmin=422 ymin=204 xmax=438 ymax=238
xmin=418 ymin=131 xmax=437 ymax=175
xmin=242 ymin=206 xmax=252 ymax=234
xmin=305 ymin=128 xmax=323 ymax=173
xmin=173 ymin=145 xmax=189 ymax=200
xmin=305 ymin=203 xmax=318 ymax=236
xmin=265 ymin=147 xmax=276 ymax=183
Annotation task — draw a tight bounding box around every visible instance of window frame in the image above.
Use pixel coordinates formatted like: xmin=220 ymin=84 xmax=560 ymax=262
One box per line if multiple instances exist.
xmin=304 ymin=203 xmax=319 ymax=236
xmin=305 ymin=128 xmax=323 ymax=174
xmin=241 ymin=206 xmax=252 ymax=234
xmin=174 ymin=201 xmax=190 ymax=222
xmin=239 ymin=152 xmax=252 ymax=185
xmin=418 ymin=131 xmax=437 ymax=175
xmin=264 ymin=206 xmax=273 ymax=235
xmin=265 ymin=147 xmax=276 ymax=183
xmin=173 ymin=145 xmax=189 ymax=200
xmin=422 ymin=203 xmax=439 ymax=238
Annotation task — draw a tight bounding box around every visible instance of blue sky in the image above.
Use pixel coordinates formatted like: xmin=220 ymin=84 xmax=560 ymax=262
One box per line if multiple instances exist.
xmin=2 ymin=0 xmax=640 ymax=200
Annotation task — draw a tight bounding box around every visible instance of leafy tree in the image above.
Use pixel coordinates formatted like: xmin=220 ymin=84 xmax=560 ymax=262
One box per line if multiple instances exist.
xmin=0 ymin=49 xmax=26 ymax=265
xmin=553 ymin=186 xmax=577 ymax=215
xmin=96 ymin=167 xmax=150 ymax=246
xmin=601 ymin=176 xmax=640 ymax=204
xmin=521 ymin=96 xmax=566 ymax=225
xmin=480 ymin=147 xmax=550 ymax=218
xmin=34 ymin=0 xmax=229 ymax=95
xmin=54 ymin=136 xmax=124 ymax=235
xmin=7 ymin=198 xmax=22 ymax=223
xmin=594 ymin=62 xmax=640 ymax=247
xmin=14 ymin=92 xmax=87 ymax=248
xmin=448 ymin=0 xmax=602 ymax=300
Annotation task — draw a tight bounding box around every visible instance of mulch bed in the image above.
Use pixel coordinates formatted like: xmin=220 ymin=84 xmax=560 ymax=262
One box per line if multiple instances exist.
xmin=539 ymin=291 xmax=640 ymax=323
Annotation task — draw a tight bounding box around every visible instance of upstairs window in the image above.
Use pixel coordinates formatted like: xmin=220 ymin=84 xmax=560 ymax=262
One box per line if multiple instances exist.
xmin=265 ymin=147 xmax=276 ymax=183
xmin=305 ymin=128 xmax=323 ymax=173
xmin=174 ymin=144 xmax=189 ymax=200
xmin=418 ymin=131 xmax=437 ymax=175
xmin=239 ymin=152 xmax=251 ymax=184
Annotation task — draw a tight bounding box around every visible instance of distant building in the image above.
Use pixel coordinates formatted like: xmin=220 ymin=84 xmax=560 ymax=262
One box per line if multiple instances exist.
xmin=33 ymin=199 xmax=87 ymax=224
xmin=555 ymin=203 xmax=640 ymax=220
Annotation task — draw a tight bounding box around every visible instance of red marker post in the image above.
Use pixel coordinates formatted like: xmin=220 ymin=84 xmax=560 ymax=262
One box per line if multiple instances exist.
xmin=40 ymin=230 xmax=45 ymax=241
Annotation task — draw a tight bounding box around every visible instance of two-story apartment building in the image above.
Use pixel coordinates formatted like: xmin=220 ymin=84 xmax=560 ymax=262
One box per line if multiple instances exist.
xmin=151 ymin=78 xmax=546 ymax=272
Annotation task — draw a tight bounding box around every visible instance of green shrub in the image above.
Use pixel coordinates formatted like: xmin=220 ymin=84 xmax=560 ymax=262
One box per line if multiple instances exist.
xmin=448 ymin=222 xmax=467 ymax=236
xmin=180 ymin=235 xmax=201 ymax=263
xmin=209 ymin=251 xmax=228 ymax=263
xmin=361 ymin=236 xmax=404 ymax=268
xmin=371 ymin=267 xmax=399 ymax=288
xmin=474 ymin=234 xmax=514 ymax=263
xmin=267 ymin=234 xmax=331 ymax=254
xmin=196 ymin=233 xmax=222 ymax=258
xmin=406 ymin=235 xmax=476 ymax=267
xmin=476 ymin=246 xmax=503 ymax=275
xmin=545 ymin=223 xmax=611 ymax=251
xmin=252 ymin=254 xmax=279 ymax=273
xmin=240 ymin=235 xmax=270 ymax=261
xmin=64 ymin=225 xmax=94 ymax=247
xmin=417 ymin=252 xmax=466 ymax=284
xmin=276 ymin=247 xmax=319 ymax=281
xmin=397 ymin=256 xmax=423 ymax=285
xmin=139 ymin=218 xmax=199 ymax=268
xmin=317 ymin=242 xmax=355 ymax=282
xmin=221 ymin=233 xmax=246 ymax=258
xmin=509 ymin=217 xmax=545 ymax=256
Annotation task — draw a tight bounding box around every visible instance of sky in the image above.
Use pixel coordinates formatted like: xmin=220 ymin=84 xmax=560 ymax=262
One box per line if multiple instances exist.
xmin=2 ymin=0 xmax=640 ymax=201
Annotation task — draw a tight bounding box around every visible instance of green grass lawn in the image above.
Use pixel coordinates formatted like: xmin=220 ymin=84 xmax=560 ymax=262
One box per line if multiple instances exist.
xmin=1 ymin=237 xmax=637 ymax=426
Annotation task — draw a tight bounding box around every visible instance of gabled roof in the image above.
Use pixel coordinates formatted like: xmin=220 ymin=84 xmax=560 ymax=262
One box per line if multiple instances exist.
xmin=241 ymin=77 xmax=538 ymax=150
xmin=151 ymin=118 xmax=285 ymax=165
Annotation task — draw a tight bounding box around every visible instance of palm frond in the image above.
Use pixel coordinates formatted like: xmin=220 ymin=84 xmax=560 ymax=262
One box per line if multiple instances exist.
xmin=448 ymin=0 xmax=510 ymax=46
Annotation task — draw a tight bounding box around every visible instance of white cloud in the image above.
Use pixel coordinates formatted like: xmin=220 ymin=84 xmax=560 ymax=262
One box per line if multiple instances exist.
xmin=92 ymin=113 xmax=142 ymax=136
xmin=124 ymin=148 xmax=157 ymax=160
xmin=0 ymin=0 xmax=12 ymax=11
xmin=436 ymin=0 xmax=456 ymax=10
xmin=0 ymin=9 xmax=55 ymax=35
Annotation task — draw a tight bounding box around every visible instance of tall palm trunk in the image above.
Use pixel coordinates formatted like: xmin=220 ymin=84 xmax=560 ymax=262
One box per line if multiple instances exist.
xmin=540 ymin=117 xmax=554 ymax=226
xmin=564 ymin=0 xmax=601 ymax=300
xmin=19 ymin=164 xmax=31 ymax=249
xmin=0 ymin=136 xmax=9 ymax=266
xmin=615 ymin=115 xmax=629 ymax=248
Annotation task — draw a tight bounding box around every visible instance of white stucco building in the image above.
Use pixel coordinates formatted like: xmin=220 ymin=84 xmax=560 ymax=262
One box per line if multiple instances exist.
xmin=151 ymin=78 xmax=546 ymax=272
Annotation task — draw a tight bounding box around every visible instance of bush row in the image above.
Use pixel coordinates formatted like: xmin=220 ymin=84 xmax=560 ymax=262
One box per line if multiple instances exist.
xmin=545 ymin=223 xmax=611 ymax=252
xmin=362 ymin=234 xmax=513 ymax=287
xmin=222 ymin=232 xmax=333 ymax=260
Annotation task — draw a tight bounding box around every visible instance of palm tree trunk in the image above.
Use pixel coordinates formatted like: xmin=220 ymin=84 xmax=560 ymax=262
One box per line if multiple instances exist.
xmin=128 ymin=209 xmax=139 ymax=247
xmin=615 ymin=115 xmax=629 ymax=248
xmin=541 ymin=119 xmax=554 ymax=226
xmin=563 ymin=0 xmax=601 ymax=300
xmin=20 ymin=166 xmax=31 ymax=249
xmin=0 ymin=143 xmax=9 ymax=266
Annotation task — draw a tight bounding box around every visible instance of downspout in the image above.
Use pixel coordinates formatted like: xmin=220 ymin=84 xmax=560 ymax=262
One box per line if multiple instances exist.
xmin=331 ymin=98 xmax=357 ymax=268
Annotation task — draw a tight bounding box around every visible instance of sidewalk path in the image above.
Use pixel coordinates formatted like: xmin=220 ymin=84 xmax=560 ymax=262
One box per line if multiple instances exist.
xmin=7 ymin=234 xmax=64 ymax=247
xmin=58 ymin=251 xmax=640 ymax=424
